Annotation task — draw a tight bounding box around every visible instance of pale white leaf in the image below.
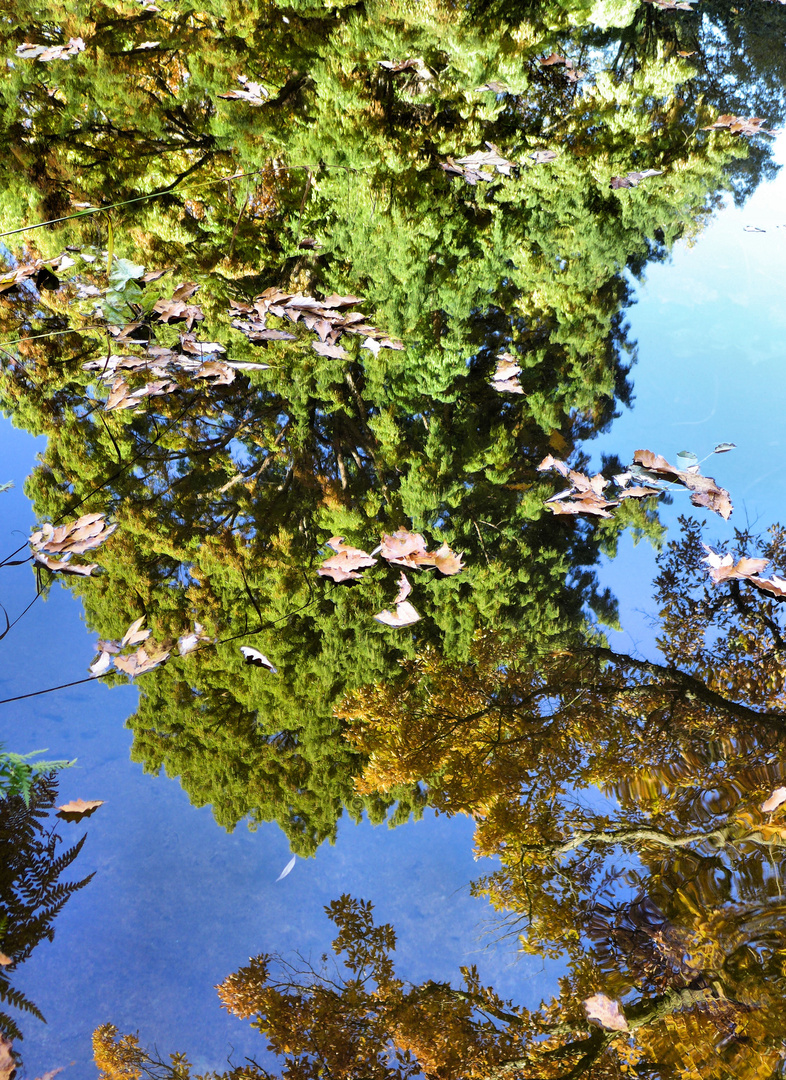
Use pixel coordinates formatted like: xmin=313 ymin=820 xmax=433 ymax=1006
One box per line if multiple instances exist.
xmin=276 ymin=854 xmax=296 ymax=881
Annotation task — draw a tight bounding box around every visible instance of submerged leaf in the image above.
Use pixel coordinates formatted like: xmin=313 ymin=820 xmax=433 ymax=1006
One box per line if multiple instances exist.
xmin=276 ymin=854 xmax=296 ymax=881
xmin=583 ymin=993 xmax=629 ymax=1032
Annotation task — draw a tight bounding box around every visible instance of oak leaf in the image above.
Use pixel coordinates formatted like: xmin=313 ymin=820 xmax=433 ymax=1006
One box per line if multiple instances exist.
xmin=56 ymin=798 xmax=104 ymax=821
xmin=318 ymin=538 xmax=376 ymax=582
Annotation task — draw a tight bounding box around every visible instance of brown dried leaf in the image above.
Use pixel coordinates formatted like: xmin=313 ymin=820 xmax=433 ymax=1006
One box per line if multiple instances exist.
xmin=539 ymin=53 xmax=567 ymax=66
xmin=318 ymin=540 xmax=376 ymax=582
xmin=56 ymin=798 xmax=105 ymax=821
xmin=430 ymin=542 xmax=465 ymax=576
xmin=379 ymin=530 xmax=430 ymax=568
xmin=703 ymin=114 xmax=775 ymax=137
xmin=33 ymin=552 xmax=98 ymax=575
xmin=393 ymin=572 xmax=412 ymax=604
xmin=701 ymin=545 xmax=769 ymax=583
xmin=0 ymin=1034 xmax=15 ymax=1080
xmin=633 ymin=449 xmax=732 ymax=520
xmin=0 ymin=954 xmax=12 ymax=967
xmin=610 ymin=169 xmax=663 ymax=189
xmin=152 ymin=298 xmax=204 ymax=329
xmin=122 ymin=616 xmax=151 ymax=647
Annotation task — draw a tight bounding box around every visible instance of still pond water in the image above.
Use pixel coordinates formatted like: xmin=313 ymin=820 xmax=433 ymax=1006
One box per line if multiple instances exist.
xmin=2 ymin=1 xmax=786 ymax=1076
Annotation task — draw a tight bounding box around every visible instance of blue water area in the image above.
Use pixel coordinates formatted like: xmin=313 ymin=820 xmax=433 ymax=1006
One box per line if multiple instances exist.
xmin=592 ymin=135 xmax=786 ymax=661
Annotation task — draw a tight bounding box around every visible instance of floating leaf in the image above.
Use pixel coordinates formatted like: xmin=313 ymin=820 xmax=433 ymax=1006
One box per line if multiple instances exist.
xmin=393 ymin=573 xmax=412 ymax=604
xmin=89 ymin=650 xmax=113 ymax=677
xmin=121 ymin=616 xmax=151 ymax=647
xmin=762 ymin=787 xmax=786 ymax=813
xmin=633 ymin=449 xmax=732 ymax=520
xmin=276 ymin=854 xmax=296 ymax=881
xmin=178 ymin=623 xmax=210 ymax=656
xmin=430 ymin=542 xmax=465 ymax=576
xmin=240 ymin=646 xmax=277 ymax=672
xmin=113 ymin=645 xmax=170 ymax=678
xmin=610 ymin=169 xmax=663 ymax=189
xmin=56 ymin=798 xmax=104 ymax=821
xmin=16 ymin=36 xmax=85 ymax=61
xmin=0 ymin=954 xmax=11 ymax=967
xmin=583 ymin=993 xmax=629 ymax=1032
xmin=374 ymin=600 xmax=420 ymax=627
xmin=675 ymin=450 xmax=699 ymax=470
xmin=703 ymin=114 xmax=776 ymax=137
xmin=318 ymin=538 xmax=377 ymax=582
xmin=714 ymin=442 xmax=736 ymax=453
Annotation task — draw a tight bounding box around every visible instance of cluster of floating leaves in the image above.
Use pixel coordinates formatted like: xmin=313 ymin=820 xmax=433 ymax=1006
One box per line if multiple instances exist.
xmin=703 ymin=114 xmax=778 ymax=137
xmin=317 ymin=530 xmax=465 ymax=628
xmin=701 ymin=545 xmax=786 ymax=599
xmin=538 ymin=444 xmax=734 ymax=521
xmin=230 ymin=287 xmax=403 ymax=359
xmin=15 ymin=36 xmax=85 ymax=61
xmin=83 ymin=281 xmax=268 ymax=411
xmin=0 ymin=252 xmax=75 ymax=294
xmin=491 ymin=352 xmax=524 ymax=393
xmin=29 ymin=512 xmax=117 ymax=576
xmin=89 ymin=616 xmax=172 ymax=679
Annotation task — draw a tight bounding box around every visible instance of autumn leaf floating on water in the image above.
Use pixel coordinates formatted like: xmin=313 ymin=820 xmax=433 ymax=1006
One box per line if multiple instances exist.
xmin=583 ymin=993 xmax=629 ymax=1032
xmin=231 ymin=288 xmax=403 ymax=358
xmin=537 ymin=53 xmax=584 ymax=81
xmin=703 ymin=114 xmax=777 ymax=137
xmin=491 ymin=352 xmax=524 ymax=394
xmin=762 ymin=787 xmax=786 ymax=813
xmin=610 ymin=168 xmax=663 ymax=189
xmin=0 ymin=252 xmax=75 ymax=294
xmin=632 ymin=448 xmax=732 ymax=519
xmin=89 ymin=617 xmax=170 ymax=679
xmin=16 ymin=37 xmax=85 ymax=61
xmin=441 ymin=143 xmax=515 ymax=185
xmin=56 ymin=798 xmax=104 ymax=822
xmin=702 ymin=545 xmax=786 ymax=599
xmin=539 ymin=444 xmax=734 ymax=521
xmin=319 ymin=531 xmax=464 ymax=628
xmin=318 ymin=536 xmax=378 ymax=582
xmin=218 ymin=75 xmax=269 ymax=105
xmin=29 ymin=512 xmax=116 ymax=576
xmin=538 ymin=456 xmax=623 ymax=518
xmin=178 ymin=622 xmax=211 ymax=656
xmin=240 ymin=646 xmax=277 ymax=672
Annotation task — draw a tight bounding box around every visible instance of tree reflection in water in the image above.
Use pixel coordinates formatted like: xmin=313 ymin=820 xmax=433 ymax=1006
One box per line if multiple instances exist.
xmin=1 ymin=0 xmax=786 ymax=1071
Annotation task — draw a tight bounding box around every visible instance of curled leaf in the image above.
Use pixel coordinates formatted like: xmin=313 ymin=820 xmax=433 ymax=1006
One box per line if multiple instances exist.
xmin=240 ymin=646 xmax=277 ymax=672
